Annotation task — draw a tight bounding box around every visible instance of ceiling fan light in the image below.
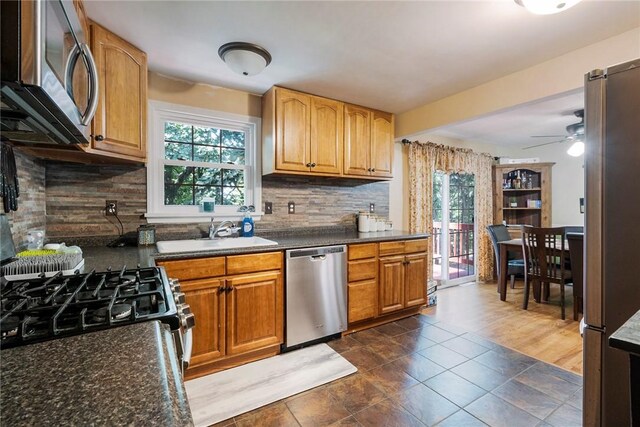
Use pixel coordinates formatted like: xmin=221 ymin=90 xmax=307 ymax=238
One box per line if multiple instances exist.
xmin=567 ymin=140 xmax=585 ymax=157
xmin=518 ymin=0 xmax=582 ymax=15
xmin=218 ymin=42 xmax=272 ymax=76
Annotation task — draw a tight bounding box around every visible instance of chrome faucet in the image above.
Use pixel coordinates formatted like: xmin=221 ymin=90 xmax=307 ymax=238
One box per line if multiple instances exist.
xmin=209 ymin=219 xmax=238 ymax=239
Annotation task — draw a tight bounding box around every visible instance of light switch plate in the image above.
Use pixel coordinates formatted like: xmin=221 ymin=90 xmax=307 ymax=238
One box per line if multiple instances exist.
xmin=369 ymin=203 xmax=375 ymax=213
xmin=288 ymin=201 xmax=295 ymax=214
xmin=265 ymin=202 xmax=273 ymax=214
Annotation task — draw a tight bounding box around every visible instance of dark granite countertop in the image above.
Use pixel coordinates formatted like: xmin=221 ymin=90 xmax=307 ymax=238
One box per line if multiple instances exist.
xmin=0 ymin=321 xmax=193 ymax=426
xmin=609 ymin=309 xmax=640 ymax=355
xmin=79 ymin=230 xmax=429 ymax=269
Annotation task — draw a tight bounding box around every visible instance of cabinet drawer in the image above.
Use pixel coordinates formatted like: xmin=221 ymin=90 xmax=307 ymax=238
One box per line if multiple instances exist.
xmin=158 ymin=257 xmax=225 ymax=281
xmin=348 ymin=259 xmax=377 ymax=282
xmin=348 ymin=280 xmax=377 ymax=323
xmin=378 ymin=241 xmax=405 ymax=256
xmin=405 ymin=239 xmax=429 ymax=254
xmin=226 ymin=252 xmax=282 ymax=275
xmin=348 ymin=243 xmax=377 ymax=260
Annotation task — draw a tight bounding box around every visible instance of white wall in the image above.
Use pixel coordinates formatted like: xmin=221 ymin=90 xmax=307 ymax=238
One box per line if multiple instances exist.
xmin=513 ymin=144 xmax=585 ymax=226
xmin=390 ymin=136 xmax=584 ymax=230
xmin=396 ymin=27 xmax=640 ymax=138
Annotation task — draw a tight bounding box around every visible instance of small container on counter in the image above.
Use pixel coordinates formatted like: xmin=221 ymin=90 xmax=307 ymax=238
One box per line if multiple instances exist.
xmin=137 ymin=225 xmax=156 ymax=246
xmin=369 ymin=215 xmax=378 ymax=231
xmin=377 ymin=218 xmax=386 ymax=231
xmin=357 ymin=211 xmax=370 ymax=232
xmin=385 ymin=220 xmax=393 ymax=231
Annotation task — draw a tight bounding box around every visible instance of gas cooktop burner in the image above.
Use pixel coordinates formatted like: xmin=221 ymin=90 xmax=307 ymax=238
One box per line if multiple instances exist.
xmin=108 ymin=275 xmax=137 ymax=286
xmin=93 ymin=304 xmax=132 ymax=322
xmin=0 ymin=266 xmax=182 ymax=349
xmin=1 ymin=316 xmax=19 ymax=338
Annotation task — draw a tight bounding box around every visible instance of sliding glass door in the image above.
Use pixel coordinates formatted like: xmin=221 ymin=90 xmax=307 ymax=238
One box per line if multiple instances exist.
xmin=432 ymin=171 xmax=476 ymax=287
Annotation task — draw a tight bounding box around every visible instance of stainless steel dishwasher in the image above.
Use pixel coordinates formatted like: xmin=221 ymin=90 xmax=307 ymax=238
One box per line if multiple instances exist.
xmin=285 ymin=245 xmax=347 ymax=348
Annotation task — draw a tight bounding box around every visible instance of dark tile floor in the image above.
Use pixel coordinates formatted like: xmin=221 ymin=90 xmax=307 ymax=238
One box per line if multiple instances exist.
xmin=214 ymin=314 xmax=583 ymax=427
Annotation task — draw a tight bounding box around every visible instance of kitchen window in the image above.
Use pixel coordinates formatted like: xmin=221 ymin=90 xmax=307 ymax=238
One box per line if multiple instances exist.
xmin=146 ymin=101 xmax=261 ymax=223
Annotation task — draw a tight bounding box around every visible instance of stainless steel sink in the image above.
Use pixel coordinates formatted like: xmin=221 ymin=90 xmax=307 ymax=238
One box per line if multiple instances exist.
xmin=156 ymin=236 xmax=278 ymax=254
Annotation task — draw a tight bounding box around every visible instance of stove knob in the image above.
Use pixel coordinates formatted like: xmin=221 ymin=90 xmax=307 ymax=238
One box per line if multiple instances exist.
xmin=173 ymin=291 xmax=186 ymax=305
xmin=179 ymin=305 xmax=195 ymax=329
xmin=169 ymin=279 xmax=181 ymax=292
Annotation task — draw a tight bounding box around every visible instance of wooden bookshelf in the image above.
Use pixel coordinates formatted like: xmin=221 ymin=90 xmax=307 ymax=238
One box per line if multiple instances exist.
xmin=493 ymin=162 xmax=554 ymax=237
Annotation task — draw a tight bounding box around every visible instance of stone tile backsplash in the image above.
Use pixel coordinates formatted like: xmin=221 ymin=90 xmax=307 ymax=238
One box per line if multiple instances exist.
xmin=39 ymin=161 xmax=389 ymax=240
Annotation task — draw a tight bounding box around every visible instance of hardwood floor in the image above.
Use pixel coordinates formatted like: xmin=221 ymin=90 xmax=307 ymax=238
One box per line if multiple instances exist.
xmin=422 ymin=280 xmax=583 ymax=375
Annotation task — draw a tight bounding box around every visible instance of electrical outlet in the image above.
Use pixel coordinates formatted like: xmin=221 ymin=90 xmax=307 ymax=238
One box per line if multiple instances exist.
xmin=288 ymin=201 xmax=295 ymax=214
xmin=265 ymin=202 xmax=273 ymax=214
xmin=369 ymin=203 xmax=375 ymax=213
xmin=105 ymin=200 xmax=118 ymax=216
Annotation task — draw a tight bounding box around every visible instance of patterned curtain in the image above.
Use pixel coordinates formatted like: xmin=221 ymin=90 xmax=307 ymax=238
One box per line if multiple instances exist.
xmin=408 ymin=141 xmax=495 ymax=282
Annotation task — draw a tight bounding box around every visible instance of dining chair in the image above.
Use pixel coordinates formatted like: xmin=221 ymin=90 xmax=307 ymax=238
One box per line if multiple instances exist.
xmin=487 ymin=224 xmax=525 ymax=289
xmin=567 ymin=232 xmax=584 ymax=321
xmin=522 ymin=227 xmax=572 ymax=320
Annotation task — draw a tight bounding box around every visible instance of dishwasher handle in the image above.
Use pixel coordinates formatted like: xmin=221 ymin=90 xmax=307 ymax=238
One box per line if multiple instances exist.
xmin=311 ymin=255 xmax=326 ymax=261
xmin=287 ymin=245 xmax=346 ymax=259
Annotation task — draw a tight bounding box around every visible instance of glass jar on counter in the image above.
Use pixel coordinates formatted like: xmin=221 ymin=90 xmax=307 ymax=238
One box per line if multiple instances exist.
xmin=369 ymin=215 xmax=378 ymax=231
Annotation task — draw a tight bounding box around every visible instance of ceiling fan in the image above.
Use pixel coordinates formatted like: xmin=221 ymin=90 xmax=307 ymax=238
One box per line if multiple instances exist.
xmin=523 ymin=109 xmax=584 ymax=151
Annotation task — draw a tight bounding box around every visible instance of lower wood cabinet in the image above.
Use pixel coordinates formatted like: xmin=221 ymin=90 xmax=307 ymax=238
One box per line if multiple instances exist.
xmin=347 ymin=243 xmax=378 ymax=324
xmin=378 ymin=255 xmax=406 ymax=315
xmin=157 ymin=252 xmax=283 ymax=378
xmin=226 ymin=271 xmax=283 ymax=355
xmin=347 ymin=239 xmax=429 ymax=327
xmin=182 ymin=278 xmax=225 ymax=366
xmin=404 ymin=253 xmax=428 ymax=308
xmin=348 ymin=279 xmax=378 ymax=323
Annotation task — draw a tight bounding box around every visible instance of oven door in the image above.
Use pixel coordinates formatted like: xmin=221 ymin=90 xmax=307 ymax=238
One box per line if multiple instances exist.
xmin=20 ymin=0 xmax=98 ymax=140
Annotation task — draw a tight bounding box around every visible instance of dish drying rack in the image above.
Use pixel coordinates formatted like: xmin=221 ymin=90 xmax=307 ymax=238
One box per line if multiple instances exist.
xmin=2 ymin=252 xmax=84 ymax=280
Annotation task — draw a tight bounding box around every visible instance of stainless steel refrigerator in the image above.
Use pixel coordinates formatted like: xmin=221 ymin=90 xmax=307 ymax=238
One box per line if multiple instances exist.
xmin=583 ymin=58 xmax=640 ymax=426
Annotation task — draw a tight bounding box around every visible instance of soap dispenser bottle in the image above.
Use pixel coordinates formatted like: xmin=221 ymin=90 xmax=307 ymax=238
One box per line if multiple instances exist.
xmin=242 ymin=211 xmax=254 ymax=237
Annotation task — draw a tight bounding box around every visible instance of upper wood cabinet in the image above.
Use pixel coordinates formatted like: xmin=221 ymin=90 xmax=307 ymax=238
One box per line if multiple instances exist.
xmin=310 ymin=96 xmax=343 ymax=175
xmin=18 ymin=10 xmax=148 ymax=165
xmin=264 ymin=87 xmax=342 ymax=176
xmin=343 ymin=105 xmax=394 ymax=179
xmin=262 ymin=86 xmax=392 ymax=179
xmin=343 ymin=104 xmax=371 ymax=177
xmin=370 ymin=111 xmax=394 ymax=178
xmin=274 ymin=89 xmax=311 ymax=173
xmin=88 ymin=22 xmax=147 ymax=161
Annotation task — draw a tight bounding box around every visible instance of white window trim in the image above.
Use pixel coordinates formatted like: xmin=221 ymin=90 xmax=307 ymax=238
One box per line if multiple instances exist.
xmin=146 ymin=100 xmax=262 ymax=224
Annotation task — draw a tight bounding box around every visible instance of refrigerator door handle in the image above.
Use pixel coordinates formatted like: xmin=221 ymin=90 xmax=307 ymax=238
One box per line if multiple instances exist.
xmin=584 ymin=70 xmax=606 ymax=328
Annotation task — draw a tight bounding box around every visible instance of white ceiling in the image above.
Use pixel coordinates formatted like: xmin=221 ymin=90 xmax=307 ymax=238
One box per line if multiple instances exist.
xmin=431 ymin=89 xmax=586 ymax=148
xmin=85 ymin=0 xmax=640 ymax=115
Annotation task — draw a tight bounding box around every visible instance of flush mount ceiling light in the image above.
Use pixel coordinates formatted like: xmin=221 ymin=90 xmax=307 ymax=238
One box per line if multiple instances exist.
xmin=514 ymin=0 xmax=582 ymax=15
xmin=218 ymin=42 xmax=272 ymax=76
xmin=567 ymin=140 xmax=585 ymax=157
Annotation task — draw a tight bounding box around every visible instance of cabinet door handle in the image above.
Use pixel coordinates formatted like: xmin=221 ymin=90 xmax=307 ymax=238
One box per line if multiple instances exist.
xmin=226 ymin=286 xmax=234 ymax=293
xmin=306 ymin=162 xmax=311 ymax=167
xmin=371 ymin=168 xmax=376 ymax=173
xmin=94 ymin=134 xmax=105 ymax=141
xmin=311 ymin=163 xmax=316 ymax=167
